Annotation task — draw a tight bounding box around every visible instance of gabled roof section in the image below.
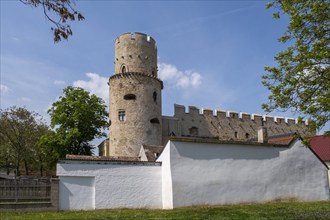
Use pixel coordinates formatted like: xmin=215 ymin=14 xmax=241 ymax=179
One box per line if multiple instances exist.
xmin=310 ymin=135 xmax=330 ymax=161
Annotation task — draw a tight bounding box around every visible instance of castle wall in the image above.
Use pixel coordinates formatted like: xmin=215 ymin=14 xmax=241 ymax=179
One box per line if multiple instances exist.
xmin=57 ymin=160 xmax=162 ymax=210
xmin=161 ymin=104 xmax=311 ymax=142
xmin=161 ymin=116 xmax=181 ymax=146
xmin=158 ymin=139 xmax=329 ymax=208
xmin=56 ymin=140 xmax=329 ymax=210
xmin=109 ymin=73 xmax=162 ymax=157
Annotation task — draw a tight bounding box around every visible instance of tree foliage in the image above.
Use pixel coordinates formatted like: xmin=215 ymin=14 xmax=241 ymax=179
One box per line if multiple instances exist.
xmin=46 ymin=86 xmax=108 ymax=157
xmin=20 ymin=0 xmax=85 ymax=42
xmin=0 ymin=106 xmax=49 ymax=176
xmin=262 ymin=0 xmax=330 ymax=133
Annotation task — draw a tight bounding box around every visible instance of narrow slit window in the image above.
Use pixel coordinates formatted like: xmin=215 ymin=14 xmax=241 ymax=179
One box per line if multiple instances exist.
xmin=234 ymin=132 xmax=238 ymax=138
xmin=118 ymin=111 xmax=126 ymax=122
xmin=153 ymin=92 xmax=157 ymax=102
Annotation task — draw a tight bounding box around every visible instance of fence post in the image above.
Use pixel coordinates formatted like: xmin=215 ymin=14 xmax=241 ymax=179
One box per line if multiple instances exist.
xmin=51 ymin=178 xmax=59 ymax=210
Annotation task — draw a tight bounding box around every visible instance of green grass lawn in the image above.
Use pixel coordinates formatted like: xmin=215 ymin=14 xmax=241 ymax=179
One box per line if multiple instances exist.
xmin=1 ymin=201 xmax=330 ymax=220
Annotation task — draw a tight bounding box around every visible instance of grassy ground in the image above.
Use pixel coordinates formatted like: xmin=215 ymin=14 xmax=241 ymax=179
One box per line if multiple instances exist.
xmin=1 ymin=201 xmax=330 ymax=220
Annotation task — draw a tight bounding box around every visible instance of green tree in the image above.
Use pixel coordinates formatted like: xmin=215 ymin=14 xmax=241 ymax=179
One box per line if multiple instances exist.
xmin=0 ymin=142 xmax=15 ymax=175
xmin=262 ymin=0 xmax=330 ymax=133
xmin=20 ymin=0 xmax=85 ymax=42
xmin=46 ymin=86 xmax=108 ymax=157
xmin=0 ymin=106 xmax=49 ymax=176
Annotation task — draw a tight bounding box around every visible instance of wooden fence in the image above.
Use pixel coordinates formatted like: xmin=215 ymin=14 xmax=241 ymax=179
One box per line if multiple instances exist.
xmin=0 ymin=177 xmax=51 ymax=203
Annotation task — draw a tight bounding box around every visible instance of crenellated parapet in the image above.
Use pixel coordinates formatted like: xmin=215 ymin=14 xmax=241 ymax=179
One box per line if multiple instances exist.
xmin=161 ymin=104 xmax=311 ymax=143
xmin=115 ymin=32 xmax=156 ymax=48
xmin=173 ymin=104 xmax=309 ymax=125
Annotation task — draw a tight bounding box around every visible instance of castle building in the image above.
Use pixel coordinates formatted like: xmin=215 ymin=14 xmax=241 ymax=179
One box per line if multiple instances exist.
xmin=58 ymin=33 xmax=328 ymax=211
xmin=101 ymin=32 xmax=310 ymax=157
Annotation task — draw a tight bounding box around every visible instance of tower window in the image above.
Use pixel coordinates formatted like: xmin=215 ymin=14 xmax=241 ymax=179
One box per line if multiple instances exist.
xmin=150 ymin=118 xmax=160 ymax=124
xmin=153 ymin=92 xmax=157 ymax=102
xmin=122 ymin=66 xmax=126 ymax=73
xmin=124 ymin=94 xmax=136 ymax=100
xmin=118 ymin=111 xmax=126 ymax=121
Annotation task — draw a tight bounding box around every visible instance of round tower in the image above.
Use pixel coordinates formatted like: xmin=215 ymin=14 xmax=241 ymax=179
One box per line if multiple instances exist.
xmin=109 ymin=32 xmax=163 ymax=157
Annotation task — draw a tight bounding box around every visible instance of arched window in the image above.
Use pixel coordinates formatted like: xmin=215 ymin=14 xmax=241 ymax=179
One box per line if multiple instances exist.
xmin=122 ymin=66 xmax=126 ymax=73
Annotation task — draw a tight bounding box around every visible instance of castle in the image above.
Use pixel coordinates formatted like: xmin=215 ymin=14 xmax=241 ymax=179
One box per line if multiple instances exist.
xmin=100 ymin=32 xmax=310 ymax=158
xmin=57 ymin=32 xmax=328 ymax=211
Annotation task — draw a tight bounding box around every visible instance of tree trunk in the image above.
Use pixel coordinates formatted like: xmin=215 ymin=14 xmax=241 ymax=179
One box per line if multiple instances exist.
xmin=16 ymin=151 xmax=20 ymax=176
xmin=24 ymin=159 xmax=29 ymax=175
xmin=40 ymin=164 xmax=43 ymax=176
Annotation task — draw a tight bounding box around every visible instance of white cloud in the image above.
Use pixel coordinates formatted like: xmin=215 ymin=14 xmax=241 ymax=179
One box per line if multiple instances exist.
xmin=158 ymin=63 xmax=202 ymax=88
xmin=73 ymin=73 xmax=108 ymax=105
xmin=54 ymin=80 xmax=66 ymax=85
xmin=0 ymin=84 xmax=10 ymax=93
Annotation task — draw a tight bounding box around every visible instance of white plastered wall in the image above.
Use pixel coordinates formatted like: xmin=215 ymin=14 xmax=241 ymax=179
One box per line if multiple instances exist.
xmin=157 ymin=142 xmax=173 ymax=209
xmin=159 ymin=139 xmax=329 ymax=208
xmin=57 ymin=162 xmax=162 ymax=210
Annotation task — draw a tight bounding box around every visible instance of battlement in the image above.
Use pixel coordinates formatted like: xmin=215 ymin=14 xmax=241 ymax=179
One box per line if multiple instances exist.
xmin=174 ymin=104 xmax=308 ymax=125
xmin=115 ymin=32 xmax=156 ymax=48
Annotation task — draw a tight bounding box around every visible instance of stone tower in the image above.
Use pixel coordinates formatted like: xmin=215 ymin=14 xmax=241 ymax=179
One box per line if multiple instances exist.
xmin=108 ymin=32 xmax=163 ymax=157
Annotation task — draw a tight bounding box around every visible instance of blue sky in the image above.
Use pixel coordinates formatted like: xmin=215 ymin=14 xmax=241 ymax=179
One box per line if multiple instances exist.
xmin=1 ymin=1 xmax=327 ymax=150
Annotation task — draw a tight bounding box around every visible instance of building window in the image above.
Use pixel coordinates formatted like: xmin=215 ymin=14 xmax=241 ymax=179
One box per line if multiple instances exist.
xmin=118 ymin=111 xmax=126 ymax=121
xmin=234 ymin=132 xmax=238 ymax=138
xmin=153 ymin=91 xmax=157 ymax=102
xmin=124 ymin=94 xmax=136 ymax=100
xmin=189 ymin=126 xmax=199 ymax=136
xmin=122 ymin=66 xmax=126 ymax=73
xmin=245 ymin=133 xmax=250 ymax=139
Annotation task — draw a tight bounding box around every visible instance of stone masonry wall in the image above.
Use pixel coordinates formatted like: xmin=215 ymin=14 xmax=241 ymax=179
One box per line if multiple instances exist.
xmin=109 ymin=73 xmax=162 ymax=157
xmin=161 ymin=104 xmax=311 ymax=144
xmin=109 ymin=32 xmax=163 ymax=157
xmin=115 ymin=32 xmax=157 ymax=76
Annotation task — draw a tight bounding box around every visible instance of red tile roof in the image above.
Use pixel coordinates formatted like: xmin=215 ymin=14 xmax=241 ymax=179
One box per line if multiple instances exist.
xmin=268 ymin=135 xmax=295 ymax=145
xmin=310 ymin=136 xmax=330 ymax=161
